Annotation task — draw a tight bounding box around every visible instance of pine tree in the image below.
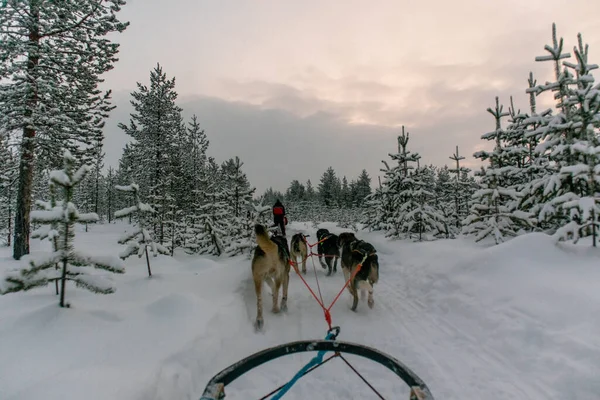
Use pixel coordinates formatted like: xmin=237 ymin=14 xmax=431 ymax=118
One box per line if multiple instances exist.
xmin=382 ymin=127 xmax=422 ymax=238
xmin=0 ymin=0 xmax=128 ymax=260
xmin=221 ymin=157 xmax=256 ymax=255
xmin=187 ymin=114 xmax=209 ymax=192
xmin=318 ymin=167 xmax=340 ymax=207
xmin=194 ymin=189 xmax=229 ymax=256
xmin=115 ymin=182 xmax=168 ymax=277
xmin=354 ymin=169 xmax=372 ymax=207
xmin=550 ymin=32 xmax=600 ymax=245
xmin=448 ymin=146 xmax=472 ymax=229
xmin=434 ymin=165 xmax=456 ymax=238
xmin=118 ymin=64 xmax=183 ymax=243
xmin=30 ymin=175 xmax=62 ymax=295
xmin=1 ymin=151 xmax=125 ymax=307
xmin=462 ymin=98 xmax=535 ymax=243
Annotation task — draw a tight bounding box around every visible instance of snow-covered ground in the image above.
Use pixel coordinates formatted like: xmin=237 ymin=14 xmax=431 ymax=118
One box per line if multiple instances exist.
xmin=1 ymin=221 xmax=599 ymax=400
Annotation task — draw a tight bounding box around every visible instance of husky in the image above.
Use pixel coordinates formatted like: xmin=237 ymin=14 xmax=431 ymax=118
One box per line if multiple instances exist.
xmin=251 ymin=224 xmax=291 ymax=330
xmin=338 ymin=232 xmax=379 ymax=311
xmin=316 ymin=228 xmax=339 ymax=276
xmin=290 ymin=233 xmax=309 ymax=274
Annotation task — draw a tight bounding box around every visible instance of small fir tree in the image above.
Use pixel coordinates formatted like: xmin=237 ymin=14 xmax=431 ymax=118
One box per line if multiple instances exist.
xmin=1 ymin=151 xmax=125 ymax=307
xmin=115 ymin=182 xmax=169 ymax=277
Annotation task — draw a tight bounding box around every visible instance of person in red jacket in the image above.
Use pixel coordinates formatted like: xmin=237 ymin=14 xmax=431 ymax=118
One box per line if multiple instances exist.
xmin=272 ymin=199 xmax=287 ymax=236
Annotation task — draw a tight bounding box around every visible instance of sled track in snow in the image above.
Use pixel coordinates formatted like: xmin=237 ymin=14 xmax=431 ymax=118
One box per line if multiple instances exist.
xmin=374 ymin=264 xmax=555 ymax=400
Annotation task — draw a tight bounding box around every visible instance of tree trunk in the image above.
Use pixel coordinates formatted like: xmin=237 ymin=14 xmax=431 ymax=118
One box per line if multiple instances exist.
xmin=59 ymin=256 xmax=68 ymax=307
xmin=7 ymin=178 xmax=13 ymax=247
xmin=145 ymin=246 xmax=152 ymax=277
xmin=13 ymin=132 xmax=36 ymax=259
xmin=13 ymin=4 xmax=40 ymax=260
xmin=59 ymin=219 xmax=70 ymax=307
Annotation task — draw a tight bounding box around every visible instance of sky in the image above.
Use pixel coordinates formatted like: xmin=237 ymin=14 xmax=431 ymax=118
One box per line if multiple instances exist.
xmin=100 ymin=0 xmax=600 ymax=193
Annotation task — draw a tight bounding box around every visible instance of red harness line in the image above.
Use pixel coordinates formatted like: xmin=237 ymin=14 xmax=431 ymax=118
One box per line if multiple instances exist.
xmin=289 ymin=237 xmax=365 ymax=330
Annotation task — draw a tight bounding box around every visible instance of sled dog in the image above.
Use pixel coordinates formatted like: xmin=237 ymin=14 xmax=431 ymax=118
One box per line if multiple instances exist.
xmin=290 ymin=233 xmax=309 ymax=274
xmin=316 ymin=228 xmax=340 ymax=276
xmin=251 ymin=224 xmax=291 ymax=330
xmin=338 ymin=232 xmax=379 ymax=311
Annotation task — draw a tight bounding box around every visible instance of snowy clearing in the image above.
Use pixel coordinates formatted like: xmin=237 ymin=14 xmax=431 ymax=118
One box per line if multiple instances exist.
xmin=1 ymin=221 xmax=599 ymax=400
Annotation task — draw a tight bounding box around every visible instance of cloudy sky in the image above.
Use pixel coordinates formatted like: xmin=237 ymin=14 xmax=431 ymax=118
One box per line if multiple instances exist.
xmin=100 ymin=0 xmax=600 ymax=193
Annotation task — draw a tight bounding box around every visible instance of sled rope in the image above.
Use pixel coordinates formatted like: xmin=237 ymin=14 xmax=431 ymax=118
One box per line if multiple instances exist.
xmin=290 ymin=251 xmax=368 ymax=330
xmin=258 ymin=353 xmax=338 ymax=400
xmin=310 ymin=251 xmax=326 ymax=313
xmin=269 ymin=329 xmax=338 ymax=400
xmin=279 ymin=235 xmax=383 ymax=399
xmin=338 ymin=354 xmax=385 ymax=399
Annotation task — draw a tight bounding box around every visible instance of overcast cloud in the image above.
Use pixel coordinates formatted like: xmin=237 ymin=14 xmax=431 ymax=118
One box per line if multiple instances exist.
xmin=100 ymin=0 xmax=600 ymax=193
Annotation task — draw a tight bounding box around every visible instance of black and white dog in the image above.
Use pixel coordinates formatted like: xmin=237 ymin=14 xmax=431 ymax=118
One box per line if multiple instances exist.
xmin=337 ymin=232 xmax=379 ymax=311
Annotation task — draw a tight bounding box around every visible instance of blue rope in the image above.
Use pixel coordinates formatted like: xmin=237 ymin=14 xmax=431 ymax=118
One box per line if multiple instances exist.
xmin=271 ymin=331 xmax=336 ymax=400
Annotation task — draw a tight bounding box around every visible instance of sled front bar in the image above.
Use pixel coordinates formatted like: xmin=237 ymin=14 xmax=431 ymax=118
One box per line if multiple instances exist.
xmin=199 ymin=339 xmax=434 ymax=400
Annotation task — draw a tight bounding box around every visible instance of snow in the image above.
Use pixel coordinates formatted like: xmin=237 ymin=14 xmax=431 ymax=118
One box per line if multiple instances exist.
xmin=1 ymin=221 xmax=599 ymax=400
xmin=31 ymin=208 xmax=64 ymax=222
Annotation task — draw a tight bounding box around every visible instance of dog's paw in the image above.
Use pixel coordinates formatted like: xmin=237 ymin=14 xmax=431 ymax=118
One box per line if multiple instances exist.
xmin=254 ymin=318 xmax=264 ymax=331
xmin=368 ymin=298 xmax=375 ymax=309
xmin=326 ymin=270 xmax=332 ymax=277
xmin=302 ymin=269 xmax=307 ymax=274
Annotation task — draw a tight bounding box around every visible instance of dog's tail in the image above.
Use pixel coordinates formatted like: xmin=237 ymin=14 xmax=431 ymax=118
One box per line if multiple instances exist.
xmin=255 ymin=224 xmax=276 ymax=252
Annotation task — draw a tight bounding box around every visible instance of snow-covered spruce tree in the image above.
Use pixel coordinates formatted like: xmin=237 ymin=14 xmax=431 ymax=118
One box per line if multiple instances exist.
xmin=353 ymin=169 xmax=372 ymax=207
xmin=302 ymin=179 xmax=321 ymax=223
xmin=381 ymin=127 xmax=422 ymax=238
xmin=362 ymin=182 xmax=387 ymax=232
xmin=185 ymin=114 xmax=209 ymax=198
xmin=433 ymin=165 xmax=456 ymax=238
xmin=503 ymin=96 xmax=531 ymax=190
xmin=448 ymin=146 xmax=473 ymax=230
xmin=30 ymin=177 xmax=62 ymax=295
xmin=285 ymin=180 xmax=309 ymax=221
xmin=118 ymin=64 xmax=183 ymax=244
xmin=0 ymin=0 xmax=128 ymax=260
xmin=521 ymin=23 xmax=578 ymax=231
xmin=115 ymin=182 xmax=168 ymax=277
xmin=462 ymin=97 xmax=535 ymax=244
xmin=395 ymin=165 xmax=447 ymax=241
xmin=0 ymin=151 xmax=125 ymax=307
xmin=194 ymin=189 xmax=229 ymax=256
xmin=549 ymin=33 xmax=600 ymax=245
xmin=318 ymin=167 xmax=342 ymax=207
xmin=519 ymin=72 xmax=554 ymax=224
xmin=184 ymin=160 xmax=230 ymax=257
xmin=518 ymin=25 xmax=600 ymax=243
xmin=221 ymin=157 xmax=256 ymax=256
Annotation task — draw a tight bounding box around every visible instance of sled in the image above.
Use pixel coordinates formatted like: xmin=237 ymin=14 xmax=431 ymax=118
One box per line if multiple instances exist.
xmin=199 ymin=338 xmax=434 ymax=399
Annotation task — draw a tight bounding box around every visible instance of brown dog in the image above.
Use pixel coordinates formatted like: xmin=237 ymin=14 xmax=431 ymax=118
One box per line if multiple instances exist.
xmin=251 ymin=224 xmax=290 ymax=330
xmin=290 ymin=233 xmax=309 ymax=274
